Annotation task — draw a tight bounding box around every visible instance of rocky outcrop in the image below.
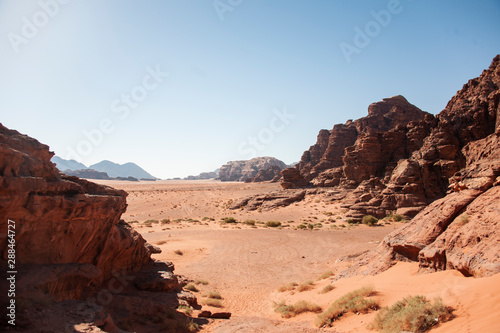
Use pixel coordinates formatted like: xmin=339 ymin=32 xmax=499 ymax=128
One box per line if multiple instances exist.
xmin=281 ymin=55 xmax=500 ymax=221
xmin=64 ymin=168 xmax=111 ymax=179
xmin=230 ymin=190 xmax=306 ymax=211
xmin=334 ymin=55 xmax=500 ymax=278
xmin=218 ymin=156 xmax=287 ymax=182
xmin=185 ymin=171 xmax=218 ymax=180
xmin=0 ymin=124 xmax=199 ymax=331
xmin=245 ymin=164 xmax=283 ymax=183
xmin=0 ymin=123 xmax=154 ymax=298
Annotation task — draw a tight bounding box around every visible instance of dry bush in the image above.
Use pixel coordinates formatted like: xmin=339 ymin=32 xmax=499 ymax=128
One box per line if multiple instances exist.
xmin=202 ymin=298 xmax=223 ymax=308
xmin=194 ymin=279 xmax=209 ymax=285
xmin=278 ymin=282 xmax=298 ymax=292
xmin=274 ymin=300 xmax=322 ymax=318
xmin=205 ymin=291 xmax=222 ymax=299
xmin=318 ymin=271 xmax=334 ymax=280
xmin=319 ymin=284 xmax=335 ymax=294
xmin=370 ymin=295 xmax=454 ymax=333
xmin=265 ymin=220 xmax=281 ymax=228
xmin=297 ymin=281 xmax=315 ymax=292
xmin=184 ymin=283 xmax=198 ymax=292
xmin=362 ymin=215 xmax=378 ymax=226
xmin=316 ymin=286 xmax=378 ymax=327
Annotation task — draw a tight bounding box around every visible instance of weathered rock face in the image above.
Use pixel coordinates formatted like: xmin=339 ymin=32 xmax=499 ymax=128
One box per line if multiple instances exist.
xmin=64 ymin=168 xmax=111 ymax=179
xmin=334 ymin=56 xmax=500 ymax=278
xmin=218 ymin=156 xmax=287 ymax=182
xmin=0 ymin=124 xmax=152 ymax=299
xmin=282 ymin=55 xmax=500 ymax=221
xmin=245 ymin=164 xmax=283 ymax=183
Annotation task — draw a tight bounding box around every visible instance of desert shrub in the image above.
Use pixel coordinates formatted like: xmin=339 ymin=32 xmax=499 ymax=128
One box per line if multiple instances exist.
xmin=318 ymin=271 xmax=334 ymax=280
xmin=346 ymin=218 xmax=356 ymax=224
xmin=319 ymin=284 xmax=335 ymax=294
xmin=324 ymin=211 xmax=334 ymax=216
xmin=307 ymin=223 xmax=314 ymax=230
xmin=265 ymin=221 xmax=281 ymax=228
xmin=243 ymin=219 xmax=256 ymax=225
xmin=178 ymin=319 xmax=199 ymax=332
xmin=297 ymin=224 xmax=307 ymax=230
xmin=370 ymin=295 xmax=454 ymax=333
xmin=314 ymin=223 xmax=323 ymax=228
xmin=194 ymin=279 xmax=209 ymax=285
xmin=385 ymin=214 xmax=405 ymax=222
xmin=362 ymin=215 xmax=379 ymax=226
xmin=456 ymin=214 xmax=469 ymax=226
xmin=205 ymin=291 xmax=222 ymax=299
xmin=174 ymin=250 xmax=183 ymax=255
xmin=184 ymin=283 xmax=198 ymax=292
xmin=201 ymin=217 xmax=210 ymax=221
xmin=274 ymin=300 xmax=322 ymax=318
xmin=316 ymin=286 xmax=378 ymax=327
xmin=222 ymin=217 xmax=237 ymax=224
xmin=278 ymin=282 xmax=298 ymax=292
xmin=297 ymin=281 xmax=315 ymax=292
xmin=161 ymin=218 xmax=171 ymax=224
xmin=202 ymin=298 xmax=223 ymax=308
xmin=144 ymin=219 xmax=159 ymax=224
xmin=177 ymin=305 xmax=193 ymax=315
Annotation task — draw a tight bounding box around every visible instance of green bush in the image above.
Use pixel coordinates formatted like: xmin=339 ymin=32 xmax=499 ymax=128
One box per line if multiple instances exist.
xmin=265 ymin=221 xmax=281 ymax=228
xmin=222 ymin=217 xmax=237 ymax=224
xmin=362 ymin=215 xmax=379 ymax=226
xmin=370 ymin=295 xmax=454 ymax=333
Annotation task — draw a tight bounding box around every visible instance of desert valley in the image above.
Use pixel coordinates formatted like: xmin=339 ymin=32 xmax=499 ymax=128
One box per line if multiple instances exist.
xmin=0 ymin=54 xmax=499 ymax=332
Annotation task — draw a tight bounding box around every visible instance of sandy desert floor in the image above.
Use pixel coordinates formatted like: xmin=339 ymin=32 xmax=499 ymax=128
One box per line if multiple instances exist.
xmin=95 ymin=179 xmax=500 ymax=333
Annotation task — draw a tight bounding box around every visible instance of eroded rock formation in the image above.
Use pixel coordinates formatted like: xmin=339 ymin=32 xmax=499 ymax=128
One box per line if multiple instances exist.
xmin=280 ymin=55 xmax=500 ymax=221
xmin=0 ymin=124 xmax=197 ymax=331
xmin=218 ymin=156 xmax=287 ymax=182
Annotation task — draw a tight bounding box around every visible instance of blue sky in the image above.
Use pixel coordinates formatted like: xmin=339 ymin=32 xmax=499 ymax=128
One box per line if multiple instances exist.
xmin=0 ymin=0 xmax=499 ymax=179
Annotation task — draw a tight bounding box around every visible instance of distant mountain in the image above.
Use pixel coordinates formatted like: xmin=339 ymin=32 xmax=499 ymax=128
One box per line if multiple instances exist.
xmin=52 ymin=156 xmax=87 ymax=171
xmin=184 ymin=168 xmax=219 ymax=180
xmin=89 ymin=160 xmax=155 ymax=179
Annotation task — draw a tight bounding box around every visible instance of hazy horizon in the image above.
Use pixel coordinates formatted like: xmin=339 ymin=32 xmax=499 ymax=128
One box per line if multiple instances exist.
xmin=1 ymin=0 xmax=499 ymax=178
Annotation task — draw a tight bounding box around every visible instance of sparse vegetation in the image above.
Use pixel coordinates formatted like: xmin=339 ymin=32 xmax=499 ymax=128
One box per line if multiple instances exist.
xmin=174 ymin=249 xmax=183 ymax=255
xmin=362 ymin=215 xmax=379 ymax=226
xmin=242 ymin=219 xmax=256 ymax=225
xmin=205 ymin=291 xmax=222 ymax=299
xmin=194 ymin=279 xmax=209 ymax=286
xmin=160 ymin=218 xmax=170 ymax=224
xmin=297 ymin=224 xmax=307 ymax=230
xmin=265 ymin=220 xmax=281 ymax=228
xmin=297 ymin=280 xmax=315 ymax=292
xmin=202 ymin=298 xmax=223 ymax=308
xmin=177 ymin=305 xmax=193 ymax=315
xmin=184 ymin=283 xmax=198 ymax=292
xmin=316 ymin=286 xmax=379 ymax=327
xmin=384 ymin=214 xmax=405 ymax=222
xmin=274 ymin=300 xmax=322 ymax=318
xmin=456 ymin=214 xmax=469 ymax=226
xmin=370 ymin=295 xmax=454 ymax=333
xmin=319 ymin=284 xmax=335 ymax=294
xmin=346 ymin=218 xmax=356 ymax=225
xmin=278 ymin=282 xmax=298 ymax=292
xmin=222 ymin=217 xmax=237 ymax=224
xmin=318 ymin=271 xmax=334 ymax=280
